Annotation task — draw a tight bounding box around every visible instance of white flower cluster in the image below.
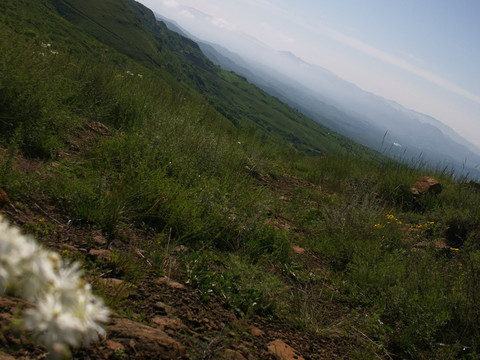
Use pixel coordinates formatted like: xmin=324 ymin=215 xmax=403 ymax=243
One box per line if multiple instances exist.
xmin=0 ymin=216 xmax=109 ymax=356
xmin=125 ymin=70 xmax=143 ymax=78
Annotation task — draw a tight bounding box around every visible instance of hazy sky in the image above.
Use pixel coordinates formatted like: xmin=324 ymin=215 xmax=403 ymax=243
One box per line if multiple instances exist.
xmin=138 ymin=0 xmax=480 ymax=147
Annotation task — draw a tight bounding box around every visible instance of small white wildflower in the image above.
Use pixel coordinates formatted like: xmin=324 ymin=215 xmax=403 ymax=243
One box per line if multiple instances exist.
xmin=0 ymin=221 xmax=61 ymax=301
xmin=24 ymin=284 xmax=109 ymax=351
xmin=24 ymin=292 xmax=83 ymax=349
xmin=50 ymin=262 xmax=83 ymax=305
xmin=50 ymin=50 xmax=59 ymax=55
xmin=16 ymin=249 xmax=60 ymax=302
xmin=137 ymin=73 xmax=143 ymax=78
xmin=125 ymin=70 xmax=134 ymax=76
xmin=0 ymin=216 xmax=109 ymax=356
xmin=0 ymin=221 xmax=41 ymax=296
xmin=73 ymin=285 xmax=110 ymax=343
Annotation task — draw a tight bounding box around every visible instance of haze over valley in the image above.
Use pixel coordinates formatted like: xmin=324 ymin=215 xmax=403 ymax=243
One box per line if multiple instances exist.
xmin=143 ymin=0 xmax=480 ymax=179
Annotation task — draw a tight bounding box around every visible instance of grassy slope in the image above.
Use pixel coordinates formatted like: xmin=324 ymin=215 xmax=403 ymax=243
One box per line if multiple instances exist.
xmin=49 ymin=0 xmax=386 ymax=159
xmin=1 ymin=0 xmax=480 ymax=359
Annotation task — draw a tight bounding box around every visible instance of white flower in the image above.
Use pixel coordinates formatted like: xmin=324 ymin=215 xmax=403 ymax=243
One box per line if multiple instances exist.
xmin=24 ymin=285 xmax=110 ymax=350
xmin=0 ymin=216 xmax=109 ymax=355
xmin=17 ymin=249 xmax=61 ymax=302
xmin=24 ymin=292 xmax=83 ymax=349
xmin=72 ymin=285 xmax=110 ymax=344
xmin=0 ymin=220 xmax=39 ymax=295
xmin=0 ymin=220 xmax=59 ymax=301
xmin=51 ymin=262 xmax=82 ymax=295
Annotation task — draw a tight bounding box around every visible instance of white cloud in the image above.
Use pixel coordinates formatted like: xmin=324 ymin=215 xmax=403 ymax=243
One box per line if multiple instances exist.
xmin=211 ymin=17 xmax=234 ymax=30
xmin=179 ymin=9 xmax=195 ymax=19
xmin=323 ymin=28 xmax=480 ymax=105
xmin=401 ymin=51 xmax=427 ymax=66
xmin=162 ymin=0 xmax=179 ymax=8
xmin=260 ymin=22 xmax=295 ymax=47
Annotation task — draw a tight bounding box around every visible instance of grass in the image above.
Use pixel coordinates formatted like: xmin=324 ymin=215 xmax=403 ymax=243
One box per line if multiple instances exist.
xmin=2 ymin=0 xmax=480 ymax=358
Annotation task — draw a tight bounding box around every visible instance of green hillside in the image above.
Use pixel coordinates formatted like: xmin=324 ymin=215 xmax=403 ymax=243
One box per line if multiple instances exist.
xmin=48 ymin=0 xmax=388 ymax=158
xmin=1 ymin=0 xmax=480 ymax=359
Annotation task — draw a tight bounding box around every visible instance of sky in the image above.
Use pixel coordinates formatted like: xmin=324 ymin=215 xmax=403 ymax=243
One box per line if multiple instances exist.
xmin=138 ymin=0 xmax=480 ymax=147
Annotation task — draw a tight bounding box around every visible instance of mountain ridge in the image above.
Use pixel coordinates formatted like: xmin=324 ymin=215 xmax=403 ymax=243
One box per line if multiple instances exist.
xmin=155 ymin=10 xmax=480 ymax=179
xmin=57 ymin=0 xmax=388 ymax=160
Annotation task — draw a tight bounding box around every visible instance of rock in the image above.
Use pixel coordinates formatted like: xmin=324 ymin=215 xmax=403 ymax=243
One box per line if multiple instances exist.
xmin=464 ymin=180 xmax=480 ymax=191
xmin=157 ymin=276 xmax=186 ymax=290
xmin=414 ymin=239 xmax=448 ymax=252
xmin=292 ymin=245 xmax=305 ymax=255
xmin=92 ymin=233 xmax=108 ymax=246
xmin=267 ymin=339 xmax=305 ymax=360
xmin=108 ymin=317 xmax=186 ymax=359
xmin=172 ymin=245 xmax=188 ymax=254
xmin=154 ymin=301 xmax=177 ymax=315
xmin=433 ymin=239 xmax=449 ymax=250
xmin=88 ymin=249 xmax=112 ymax=261
xmin=264 ymin=217 xmax=293 ymax=232
xmin=411 ymin=177 xmax=442 ymax=196
xmin=0 ymin=351 xmax=16 ymax=360
xmin=152 ymin=316 xmax=184 ymax=331
xmin=223 ymin=349 xmax=247 ymax=360
xmin=250 ymin=326 xmax=265 ymax=337
xmin=61 ymin=244 xmax=78 ymax=253
xmin=98 ymin=278 xmax=124 ymax=287
xmin=57 ymin=152 xmax=71 ymax=159
xmin=105 ymin=340 xmax=125 ymax=352
xmin=237 ymin=344 xmax=255 ymax=360
xmin=87 ymin=121 xmax=112 ymax=137
xmin=153 ymin=302 xmax=171 ymax=315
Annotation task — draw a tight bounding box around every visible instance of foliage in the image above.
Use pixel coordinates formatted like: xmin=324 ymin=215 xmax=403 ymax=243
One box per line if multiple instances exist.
xmin=184 ymin=251 xmax=290 ymax=317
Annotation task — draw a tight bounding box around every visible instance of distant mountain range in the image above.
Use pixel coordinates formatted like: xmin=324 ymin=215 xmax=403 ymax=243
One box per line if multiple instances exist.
xmin=156 ymin=13 xmax=480 ymax=179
